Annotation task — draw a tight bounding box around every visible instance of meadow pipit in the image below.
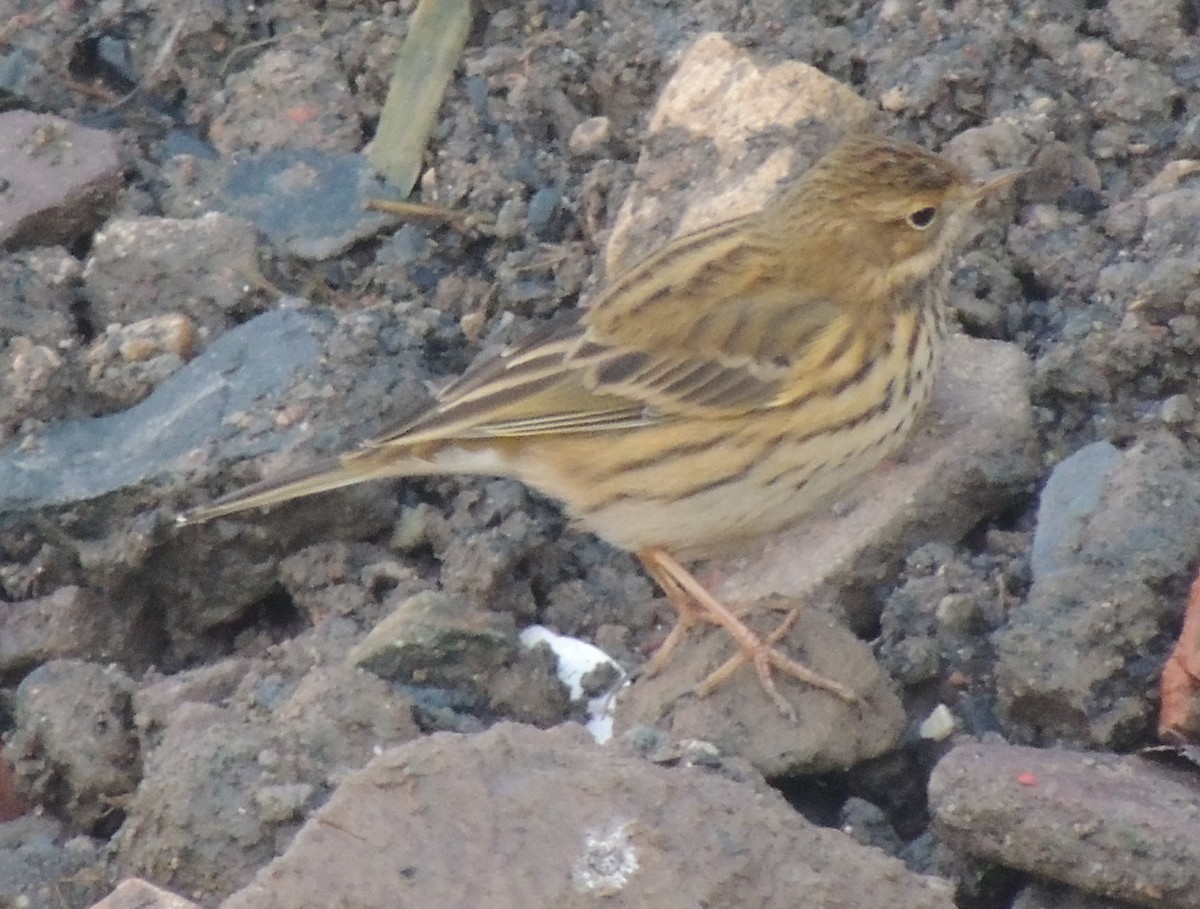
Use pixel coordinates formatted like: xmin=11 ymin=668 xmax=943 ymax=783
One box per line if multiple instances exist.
xmin=179 ymin=133 xmax=1023 ymax=718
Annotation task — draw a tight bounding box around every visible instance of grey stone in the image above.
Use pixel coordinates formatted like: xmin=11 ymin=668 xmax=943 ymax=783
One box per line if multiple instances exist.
xmin=349 ymin=589 xmax=519 ymax=691
xmin=219 ymin=150 xmax=402 ymax=260
xmin=931 ymin=742 xmax=1200 ymax=909
xmin=0 ymin=308 xmax=323 ymax=517
xmin=1030 ymin=440 xmax=1121 ymax=581
xmin=0 ymin=814 xmax=112 ymax=909
xmin=0 ymin=586 xmax=126 ymax=676
xmin=82 ymin=213 xmax=260 ymax=330
xmin=8 ymin=660 xmax=138 ymax=834
xmin=996 ymin=434 xmax=1200 ymax=747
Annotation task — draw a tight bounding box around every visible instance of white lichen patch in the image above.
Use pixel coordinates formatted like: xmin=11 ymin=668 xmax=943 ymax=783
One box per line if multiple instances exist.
xmin=571 ymin=821 xmax=639 ymax=896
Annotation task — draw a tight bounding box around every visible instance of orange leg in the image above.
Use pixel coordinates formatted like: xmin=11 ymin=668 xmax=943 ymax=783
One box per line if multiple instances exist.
xmin=635 ymin=551 xmax=710 ymax=678
xmin=638 ymin=547 xmax=862 ymax=719
xmin=1159 ymin=570 xmax=1200 ymax=742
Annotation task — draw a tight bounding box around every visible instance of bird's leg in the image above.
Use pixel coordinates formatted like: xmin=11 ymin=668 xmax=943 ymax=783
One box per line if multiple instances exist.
xmin=637 ymin=547 xmax=862 ymax=719
xmin=636 ymin=550 xmax=713 ymax=679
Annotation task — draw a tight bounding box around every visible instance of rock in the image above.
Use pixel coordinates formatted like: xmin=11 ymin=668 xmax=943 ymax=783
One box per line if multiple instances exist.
xmin=350 ymin=590 xmax=520 ymax=686
xmin=930 ymin=741 xmax=1200 ymax=909
xmin=218 ymin=150 xmax=404 ymax=260
xmin=605 ymin=32 xmax=879 ymax=276
xmin=1029 ymin=441 xmax=1121 ymax=581
xmin=877 ymin=542 xmax=1008 ymax=694
xmin=132 ymin=659 xmax=254 ymax=739
xmin=209 ymin=46 xmax=362 ymax=155
xmin=944 ymin=121 xmax=1037 ymax=181
xmin=220 ymin=723 xmax=956 ymax=909
xmin=88 ymin=878 xmax=204 ymax=909
xmin=0 ymin=586 xmax=127 ymax=677
xmin=350 ymin=589 xmax=509 ymax=674
xmin=0 ymin=307 xmax=324 ymax=518
xmin=82 ymin=213 xmax=260 ymax=332
xmin=1011 ymin=881 xmax=1130 ymax=909
xmin=83 ymin=313 xmax=199 ymax=411
xmin=114 ymin=703 xmax=275 ymax=897
xmin=119 ymin=664 xmax=420 ymax=903
xmin=350 ymin=589 xmax=571 ymax=728
xmin=997 ymin=568 xmax=1162 ymax=747
xmin=275 ymin=540 xmax=420 ymax=626
xmin=568 ymin=116 xmax=611 ymax=156
xmin=0 ymin=111 xmax=123 ymax=250
xmin=0 ymin=247 xmax=82 ymax=439
xmin=0 ymin=814 xmax=112 ymax=908
xmin=995 ymin=434 xmax=1200 ymax=747
xmin=7 ymin=660 xmax=139 ymax=835
xmin=1104 ymin=0 xmax=1190 ymax=57
xmin=0 ymin=46 xmax=45 ymax=106
xmin=616 ymin=601 xmax=907 ymax=777
xmin=839 ymin=795 xmax=905 ymax=856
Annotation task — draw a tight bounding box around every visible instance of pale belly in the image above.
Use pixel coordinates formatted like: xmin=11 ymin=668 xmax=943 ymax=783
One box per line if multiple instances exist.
xmin=563 ymin=369 xmax=934 ymax=557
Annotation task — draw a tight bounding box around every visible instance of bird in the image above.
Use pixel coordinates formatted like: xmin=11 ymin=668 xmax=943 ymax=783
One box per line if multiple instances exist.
xmin=178 ymin=133 xmax=1024 ymax=718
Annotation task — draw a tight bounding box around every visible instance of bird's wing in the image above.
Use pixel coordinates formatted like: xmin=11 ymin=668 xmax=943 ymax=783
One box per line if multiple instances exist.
xmin=575 ymin=217 xmax=852 ymax=412
xmin=368 ymin=218 xmax=851 ymax=446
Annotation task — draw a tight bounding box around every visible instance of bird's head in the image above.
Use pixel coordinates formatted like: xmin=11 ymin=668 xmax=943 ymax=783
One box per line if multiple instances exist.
xmin=766 ymin=134 xmax=1024 ymax=300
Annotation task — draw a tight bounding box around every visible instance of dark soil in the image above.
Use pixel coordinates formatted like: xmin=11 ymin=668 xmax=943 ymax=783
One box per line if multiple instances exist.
xmin=2 ymin=1 xmax=1199 ymax=907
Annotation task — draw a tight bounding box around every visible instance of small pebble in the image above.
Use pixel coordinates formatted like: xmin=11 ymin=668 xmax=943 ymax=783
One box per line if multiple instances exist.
xmin=527 ymin=184 xmax=561 ymax=236
xmin=569 ymin=116 xmax=611 ymax=156
xmin=1160 ymin=393 xmax=1194 ymax=425
xmin=919 ymin=703 xmax=956 ymax=741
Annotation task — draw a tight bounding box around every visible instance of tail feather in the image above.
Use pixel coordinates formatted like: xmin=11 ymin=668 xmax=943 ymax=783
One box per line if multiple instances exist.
xmin=176 ymin=447 xmax=435 ymax=525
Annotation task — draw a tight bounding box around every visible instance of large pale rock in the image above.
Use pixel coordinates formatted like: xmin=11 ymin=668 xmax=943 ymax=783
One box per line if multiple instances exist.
xmin=89 ymin=879 xmax=203 ymax=909
xmin=221 ymin=723 xmax=955 ymax=909
xmin=605 ymin=32 xmax=878 ymax=275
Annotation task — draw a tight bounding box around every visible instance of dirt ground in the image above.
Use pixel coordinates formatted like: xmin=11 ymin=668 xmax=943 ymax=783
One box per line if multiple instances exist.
xmin=2 ymin=1 xmax=1200 ymax=907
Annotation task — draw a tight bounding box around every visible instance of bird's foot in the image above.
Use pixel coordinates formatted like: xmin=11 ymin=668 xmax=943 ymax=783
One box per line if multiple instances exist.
xmin=694 ymin=604 xmax=862 ymax=721
xmin=637 ymin=547 xmax=863 ymax=719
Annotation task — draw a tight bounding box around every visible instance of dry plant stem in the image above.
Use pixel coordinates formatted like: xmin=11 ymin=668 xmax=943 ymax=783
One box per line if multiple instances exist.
xmin=233 ymin=263 xmax=284 ymax=299
xmin=638 ymin=548 xmax=861 ymax=719
xmin=363 ymin=198 xmax=489 ymax=235
xmin=368 ymin=0 xmax=473 ymax=193
xmin=219 ymin=29 xmax=319 ymax=77
xmin=102 ymin=14 xmax=185 ymax=111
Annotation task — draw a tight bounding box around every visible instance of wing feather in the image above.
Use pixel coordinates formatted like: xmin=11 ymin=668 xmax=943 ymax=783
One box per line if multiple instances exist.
xmin=364 ymin=215 xmax=848 ymax=448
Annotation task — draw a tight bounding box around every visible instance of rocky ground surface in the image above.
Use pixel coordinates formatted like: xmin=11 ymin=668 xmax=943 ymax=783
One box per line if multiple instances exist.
xmin=2 ymin=1 xmax=1200 ymax=907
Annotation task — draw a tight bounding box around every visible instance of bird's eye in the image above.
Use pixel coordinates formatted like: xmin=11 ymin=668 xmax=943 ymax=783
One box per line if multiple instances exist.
xmin=907 ymin=206 xmax=938 ymax=229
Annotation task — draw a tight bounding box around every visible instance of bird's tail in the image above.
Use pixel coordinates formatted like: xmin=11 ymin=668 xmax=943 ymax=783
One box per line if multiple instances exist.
xmin=176 ymin=446 xmax=437 ymax=525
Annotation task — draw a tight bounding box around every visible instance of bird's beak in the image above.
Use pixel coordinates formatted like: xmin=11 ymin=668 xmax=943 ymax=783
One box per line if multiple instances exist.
xmin=972 ymin=165 xmax=1029 ymax=200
